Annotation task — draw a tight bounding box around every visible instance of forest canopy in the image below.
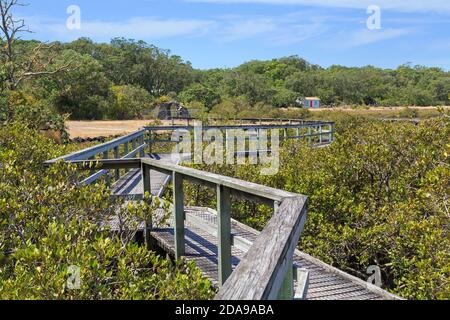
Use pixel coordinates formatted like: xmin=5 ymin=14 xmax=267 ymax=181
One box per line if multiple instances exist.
xmin=1 ymin=37 xmax=450 ymax=124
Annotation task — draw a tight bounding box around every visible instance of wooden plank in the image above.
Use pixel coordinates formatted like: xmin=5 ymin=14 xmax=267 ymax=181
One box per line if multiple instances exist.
xmin=124 ymin=142 xmax=129 ymax=173
xmin=103 ymin=150 xmax=110 ymax=186
xmin=173 ymin=172 xmax=185 ymax=259
xmin=141 ymin=158 xmax=297 ymax=203
xmin=114 ymin=147 xmax=120 ymax=181
xmin=277 ymin=256 xmax=294 ymax=300
xmin=142 ymin=163 xmax=152 ymax=246
xmin=217 ymin=185 xmax=232 ymax=287
xmin=46 ymin=129 xmax=146 ymax=164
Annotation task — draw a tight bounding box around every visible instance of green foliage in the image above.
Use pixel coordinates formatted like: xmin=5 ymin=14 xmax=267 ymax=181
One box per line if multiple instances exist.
xmin=10 ymin=38 xmax=450 ymax=122
xmin=186 ymin=116 xmax=450 ymax=300
xmin=0 ymin=123 xmax=214 ymax=300
xmin=270 ymin=87 xmax=298 ymax=108
xmin=109 ymin=85 xmax=152 ymax=120
xmin=42 ymin=50 xmax=111 ymax=120
xmin=179 ymin=83 xmax=221 ymax=111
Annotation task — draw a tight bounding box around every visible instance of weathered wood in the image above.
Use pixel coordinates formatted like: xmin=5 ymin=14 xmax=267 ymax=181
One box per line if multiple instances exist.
xmin=173 ymin=172 xmax=185 ymax=259
xmin=103 ymin=150 xmax=110 ymax=186
xmin=140 ymin=136 xmax=145 ymax=157
xmin=141 ymin=158 xmax=296 ymax=204
xmin=46 ymin=129 xmax=146 ymax=164
xmin=217 ymin=185 xmax=232 ymax=287
xmin=277 ymin=256 xmax=294 ymax=300
xmin=141 ymin=163 xmax=152 ymax=246
xmin=124 ymin=142 xmax=129 ymax=173
xmin=114 ymin=147 xmax=120 ymax=181
xmin=215 ymin=196 xmax=308 ymax=300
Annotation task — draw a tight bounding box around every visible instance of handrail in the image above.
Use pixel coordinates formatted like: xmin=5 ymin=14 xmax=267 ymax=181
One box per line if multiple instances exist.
xmin=145 ymin=121 xmax=335 ymax=148
xmin=45 ymin=129 xmax=146 ymax=164
xmin=45 ymin=129 xmax=147 ymax=186
xmin=144 ymin=122 xmax=335 ymax=131
xmin=48 ymin=121 xmax=334 ymax=187
xmin=62 ymin=157 xmax=309 ymax=300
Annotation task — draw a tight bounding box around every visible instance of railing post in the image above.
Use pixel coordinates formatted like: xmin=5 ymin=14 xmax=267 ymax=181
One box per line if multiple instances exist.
xmin=217 ymin=185 xmax=232 ymax=287
xmin=114 ymin=147 xmax=120 ymax=181
xmin=277 ymin=256 xmax=294 ymax=300
xmin=124 ymin=142 xmax=129 ymax=173
xmin=149 ymin=131 xmax=153 ymax=155
xmin=307 ymin=126 xmax=312 ymax=146
xmin=140 ymin=134 xmax=145 ymax=158
xmin=173 ymin=172 xmax=185 ymax=259
xmin=329 ymin=124 xmax=334 ymax=143
xmin=141 ymin=163 xmax=152 ymax=247
xmin=103 ymin=150 xmax=110 ymax=186
xmin=319 ymin=125 xmax=323 ymax=145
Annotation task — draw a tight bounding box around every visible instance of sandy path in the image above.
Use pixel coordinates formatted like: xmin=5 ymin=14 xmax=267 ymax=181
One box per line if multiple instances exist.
xmin=66 ymin=120 xmax=148 ymax=138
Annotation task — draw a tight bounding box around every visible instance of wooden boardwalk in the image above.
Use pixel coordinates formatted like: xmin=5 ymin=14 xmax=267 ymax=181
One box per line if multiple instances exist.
xmin=112 ymin=154 xmax=400 ymax=300
xmin=111 ymin=153 xmax=184 ymax=198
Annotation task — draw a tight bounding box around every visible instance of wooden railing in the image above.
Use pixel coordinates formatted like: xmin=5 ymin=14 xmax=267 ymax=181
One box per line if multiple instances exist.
xmin=45 ymin=130 xmax=147 ymax=185
xmin=46 ymin=120 xmax=334 ymax=186
xmin=45 ymin=120 xmax=334 ymax=299
xmin=145 ymin=121 xmax=335 ymax=148
xmin=64 ymin=157 xmax=308 ymax=300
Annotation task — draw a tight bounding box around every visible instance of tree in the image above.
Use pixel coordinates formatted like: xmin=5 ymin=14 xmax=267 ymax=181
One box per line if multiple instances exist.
xmin=179 ymin=83 xmax=221 ymax=111
xmin=224 ymin=71 xmax=272 ymax=106
xmin=0 ymin=0 xmax=70 ymax=121
xmin=109 ymin=85 xmax=152 ymax=120
xmin=45 ymin=50 xmax=111 ymax=120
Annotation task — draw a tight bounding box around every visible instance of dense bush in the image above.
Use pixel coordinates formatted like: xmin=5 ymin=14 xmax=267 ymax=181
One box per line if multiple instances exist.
xmin=0 ymin=123 xmax=214 ymax=299
xmin=108 ymin=85 xmax=152 ymax=120
xmin=42 ymin=50 xmax=111 ymax=120
xmin=179 ymin=83 xmax=222 ymax=111
xmin=186 ymin=115 xmax=450 ymax=299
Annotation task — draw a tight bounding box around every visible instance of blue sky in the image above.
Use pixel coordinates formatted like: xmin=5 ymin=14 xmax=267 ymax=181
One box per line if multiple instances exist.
xmin=14 ymin=0 xmax=450 ymax=70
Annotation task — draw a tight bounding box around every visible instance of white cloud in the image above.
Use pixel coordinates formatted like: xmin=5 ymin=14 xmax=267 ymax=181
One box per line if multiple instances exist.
xmin=338 ymin=28 xmax=413 ymax=47
xmin=25 ymin=16 xmax=215 ymax=41
xmin=220 ymin=18 xmax=277 ymax=40
xmin=211 ymin=12 xmax=330 ymax=45
xmin=187 ymin=0 xmax=450 ymax=13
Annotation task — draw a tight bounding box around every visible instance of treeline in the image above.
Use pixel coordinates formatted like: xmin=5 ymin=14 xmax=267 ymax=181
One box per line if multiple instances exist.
xmin=2 ymin=38 xmax=450 ymax=123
